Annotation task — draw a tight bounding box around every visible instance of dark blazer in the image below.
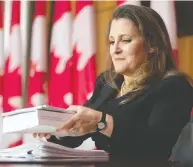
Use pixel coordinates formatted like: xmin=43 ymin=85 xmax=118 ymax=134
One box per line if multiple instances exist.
xmin=171 ymin=120 xmax=193 ymax=164
xmin=48 ymin=72 xmax=193 ymax=160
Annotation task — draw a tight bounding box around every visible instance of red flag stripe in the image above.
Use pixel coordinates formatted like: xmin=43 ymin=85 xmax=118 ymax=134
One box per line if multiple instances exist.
xmin=53 ymin=1 xmax=71 ymax=22
xmin=48 ymin=0 xmax=73 ymax=108
xmin=150 ymin=1 xmax=178 ymax=67
xmin=3 ymin=1 xmax=22 ymax=112
xmin=27 ymin=1 xmax=47 ymax=107
xmin=8 ymin=139 xmax=22 ymax=148
xmin=72 ymin=0 xmax=96 ymax=105
xmin=10 ymin=1 xmax=20 ymax=27
xmin=117 ymin=0 xmax=126 ymax=6
xmin=72 ymin=2 xmax=96 ymax=150
xmin=75 ymin=1 xmax=92 ymax=14
xmin=172 ymin=49 xmax=178 ymax=67
xmin=34 ymin=1 xmax=46 ymax=16
xmin=3 ymin=0 xmax=23 ymax=148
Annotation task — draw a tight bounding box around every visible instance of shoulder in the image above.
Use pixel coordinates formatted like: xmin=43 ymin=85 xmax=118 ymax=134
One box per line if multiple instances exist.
xmin=154 ymin=75 xmax=193 ymax=105
xmin=95 ymin=72 xmax=105 ymax=85
xmin=94 ymin=70 xmax=113 ymax=88
xmin=157 ymin=75 xmax=192 ymax=92
xmin=83 ymin=72 xmax=106 ymax=106
xmin=95 ymin=71 xmax=123 ymax=88
xmin=91 ymin=71 xmax=107 ymax=95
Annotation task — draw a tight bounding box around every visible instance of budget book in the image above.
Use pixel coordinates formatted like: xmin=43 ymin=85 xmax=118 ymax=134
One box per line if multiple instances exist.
xmin=2 ymin=105 xmax=76 ymax=135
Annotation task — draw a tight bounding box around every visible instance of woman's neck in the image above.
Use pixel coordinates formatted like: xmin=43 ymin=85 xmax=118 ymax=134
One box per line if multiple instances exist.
xmin=123 ymin=75 xmax=134 ymax=87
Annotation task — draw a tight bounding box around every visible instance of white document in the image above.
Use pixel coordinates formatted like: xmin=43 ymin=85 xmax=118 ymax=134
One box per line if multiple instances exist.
xmin=0 ymin=140 xmax=109 ymax=162
xmin=2 ymin=105 xmax=76 ymax=135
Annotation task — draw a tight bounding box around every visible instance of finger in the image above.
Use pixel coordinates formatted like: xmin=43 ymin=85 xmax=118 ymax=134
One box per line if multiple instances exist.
xmin=45 ymin=134 xmax=51 ymax=139
xmin=56 ymin=106 xmax=82 ymax=132
xmin=37 ymin=133 xmax=47 ymax=138
xmin=56 ymin=118 xmax=76 ymax=132
xmin=74 ymin=120 xmax=90 ymax=136
xmin=33 ymin=133 xmax=37 ymax=138
xmin=72 ymin=120 xmax=82 ymax=132
xmin=66 ymin=112 xmax=83 ymax=128
xmin=69 ymin=127 xmax=84 ymax=137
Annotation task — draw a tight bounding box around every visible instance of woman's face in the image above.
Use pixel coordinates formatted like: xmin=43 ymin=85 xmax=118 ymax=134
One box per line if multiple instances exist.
xmin=109 ymin=18 xmax=148 ymax=75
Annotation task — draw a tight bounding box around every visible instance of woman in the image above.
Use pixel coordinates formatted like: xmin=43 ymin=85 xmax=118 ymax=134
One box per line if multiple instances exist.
xmin=34 ymin=5 xmax=193 ymax=160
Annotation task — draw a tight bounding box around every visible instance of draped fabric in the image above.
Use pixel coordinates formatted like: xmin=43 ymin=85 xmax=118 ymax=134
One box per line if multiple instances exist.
xmin=72 ymin=1 xmax=96 ymax=106
xmin=27 ymin=1 xmax=47 ymax=107
xmin=48 ymin=1 xmax=73 ymax=108
xmin=71 ymin=0 xmax=96 ymax=150
xmin=2 ymin=1 xmax=22 ymax=148
xmin=151 ymin=1 xmax=178 ymax=67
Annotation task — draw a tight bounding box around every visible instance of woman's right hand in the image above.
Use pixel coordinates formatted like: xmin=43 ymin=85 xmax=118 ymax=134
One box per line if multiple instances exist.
xmin=32 ymin=133 xmax=52 ymax=139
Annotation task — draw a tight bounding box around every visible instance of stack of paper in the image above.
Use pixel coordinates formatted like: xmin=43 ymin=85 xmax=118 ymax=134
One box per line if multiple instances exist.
xmin=0 ymin=140 xmax=109 ymax=162
xmin=2 ymin=105 xmax=76 ymax=135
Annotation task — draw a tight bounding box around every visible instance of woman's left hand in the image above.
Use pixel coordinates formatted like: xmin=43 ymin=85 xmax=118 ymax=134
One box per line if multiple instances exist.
xmin=56 ymin=105 xmax=102 ymax=136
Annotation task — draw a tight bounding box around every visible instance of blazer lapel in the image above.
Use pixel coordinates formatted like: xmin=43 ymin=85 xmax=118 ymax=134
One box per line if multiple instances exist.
xmin=90 ymin=75 xmax=124 ymax=110
xmin=90 ymin=84 xmax=116 ymax=110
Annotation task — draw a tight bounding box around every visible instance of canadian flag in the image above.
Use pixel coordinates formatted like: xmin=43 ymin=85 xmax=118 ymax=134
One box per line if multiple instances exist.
xmin=150 ymin=1 xmax=178 ymax=67
xmin=72 ymin=0 xmax=96 ymax=150
xmin=48 ymin=1 xmax=73 ymax=108
xmin=72 ymin=1 xmax=96 ymax=105
xmin=0 ymin=1 xmax=4 ymax=113
xmin=2 ymin=1 xmax=22 ymax=148
xmin=27 ymin=1 xmax=47 ymax=107
xmin=117 ymin=0 xmax=141 ymax=6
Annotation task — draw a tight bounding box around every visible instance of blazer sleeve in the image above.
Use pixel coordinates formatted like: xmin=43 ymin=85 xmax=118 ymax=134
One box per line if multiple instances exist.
xmin=109 ymin=76 xmax=193 ymax=158
xmin=83 ymin=72 xmax=104 ymax=107
xmin=47 ymin=73 xmax=104 ymax=147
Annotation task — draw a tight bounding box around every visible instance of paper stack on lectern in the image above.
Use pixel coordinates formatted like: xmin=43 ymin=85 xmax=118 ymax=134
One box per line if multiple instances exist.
xmin=2 ymin=105 xmax=76 ymax=135
xmin=0 ymin=140 xmax=109 ymax=162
